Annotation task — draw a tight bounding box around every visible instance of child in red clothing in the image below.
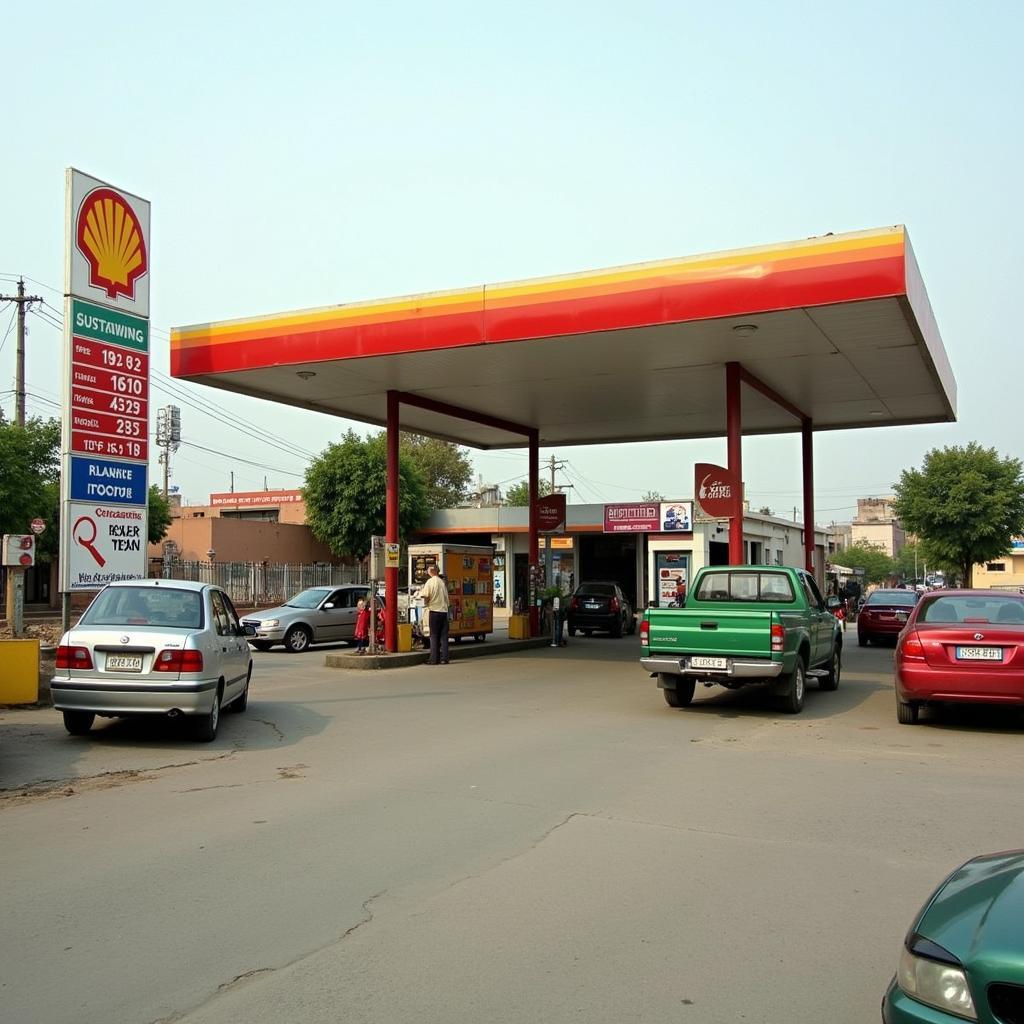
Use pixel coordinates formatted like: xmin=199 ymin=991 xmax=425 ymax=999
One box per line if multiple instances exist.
xmin=354 ymin=598 xmax=370 ymax=654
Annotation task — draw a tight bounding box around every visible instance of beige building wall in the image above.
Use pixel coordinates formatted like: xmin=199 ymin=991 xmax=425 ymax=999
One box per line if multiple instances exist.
xmin=150 ymin=516 xmax=340 ymax=564
xmin=851 ymin=521 xmax=904 ymax=557
xmin=972 ymin=547 xmax=1024 ymax=589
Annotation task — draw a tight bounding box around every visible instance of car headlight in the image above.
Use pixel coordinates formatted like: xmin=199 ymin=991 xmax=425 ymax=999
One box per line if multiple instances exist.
xmin=897 ymin=943 xmax=976 ymax=1020
xmin=260 ymin=619 xmax=279 ymax=629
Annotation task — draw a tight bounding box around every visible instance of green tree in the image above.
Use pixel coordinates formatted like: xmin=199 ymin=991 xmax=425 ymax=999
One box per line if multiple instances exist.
xmin=838 ymin=542 xmax=895 ymax=584
xmin=893 ymin=444 xmax=1024 ymax=587
xmin=892 ymin=540 xmax=922 ymax=582
xmin=148 ymin=486 xmax=172 ymax=544
xmin=0 ymin=416 xmax=60 ymax=538
xmin=642 ymin=490 xmax=664 ymax=501
xmin=504 ymin=479 xmax=553 ymax=507
xmin=303 ymin=430 xmax=428 ymax=558
xmin=399 ymin=432 xmax=473 ymax=510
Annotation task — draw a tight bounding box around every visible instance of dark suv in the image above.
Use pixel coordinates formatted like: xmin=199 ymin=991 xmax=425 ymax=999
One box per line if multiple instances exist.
xmin=568 ymin=582 xmax=636 ymax=638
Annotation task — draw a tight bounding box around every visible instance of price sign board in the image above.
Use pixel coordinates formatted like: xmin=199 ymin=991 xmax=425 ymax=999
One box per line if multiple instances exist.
xmin=61 ymin=170 xmax=150 ymax=592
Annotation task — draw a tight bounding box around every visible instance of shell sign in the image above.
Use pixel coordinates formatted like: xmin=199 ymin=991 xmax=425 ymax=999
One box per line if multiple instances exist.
xmin=66 ymin=169 xmax=150 ymax=317
xmin=76 ymin=188 xmax=148 ymax=300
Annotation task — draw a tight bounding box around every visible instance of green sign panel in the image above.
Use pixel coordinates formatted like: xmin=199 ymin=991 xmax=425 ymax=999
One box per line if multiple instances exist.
xmin=71 ymin=298 xmax=149 ymax=353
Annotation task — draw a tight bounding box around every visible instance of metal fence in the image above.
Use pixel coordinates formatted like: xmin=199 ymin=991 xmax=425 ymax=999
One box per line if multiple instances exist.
xmin=155 ymin=561 xmax=366 ymax=607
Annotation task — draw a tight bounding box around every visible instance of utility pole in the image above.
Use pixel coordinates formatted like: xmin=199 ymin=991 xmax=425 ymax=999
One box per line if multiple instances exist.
xmin=0 ymin=278 xmax=44 ymax=426
xmin=155 ymin=406 xmax=181 ymax=498
xmin=547 ymin=454 xmax=568 ymax=493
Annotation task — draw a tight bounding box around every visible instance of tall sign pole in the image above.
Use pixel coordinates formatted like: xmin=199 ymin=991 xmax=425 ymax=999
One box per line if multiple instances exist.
xmin=60 ymin=169 xmax=151 ymax=629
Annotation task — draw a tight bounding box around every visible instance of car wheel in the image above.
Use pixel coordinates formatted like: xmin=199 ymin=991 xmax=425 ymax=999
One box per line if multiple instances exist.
xmin=583 ymin=630 xmax=593 ymax=637
xmin=661 ymin=676 xmax=695 ymax=708
xmin=250 ymin=640 xmax=272 ymax=652
xmin=897 ymin=698 xmax=919 ymax=725
xmin=476 ymin=633 xmax=485 ymax=642
xmin=779 ymin=659 xmax=806 ymax=714
xmin=627 ymin=616 xmax=637 ymax=636
xmin=284 ymin=625 xmax=312 ymax=653
xmin=611 ymin=618 xmax=623 ymax=638
xmin=193 ymin=684 xmax=222 ymax=742
xmin=858 ymin=634 xmax=868 ymax=647
xmin=819 ymin=646 xmax=841 ymax=691
xmin=62 ymin=710 xmax=95 ymax=736
xmin=230 ymin=667 xmax=251 ymax=713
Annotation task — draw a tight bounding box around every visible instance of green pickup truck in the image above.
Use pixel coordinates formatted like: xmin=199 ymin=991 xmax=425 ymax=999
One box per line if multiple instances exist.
xmin=639 ymin=565 xmax=842 ymax=714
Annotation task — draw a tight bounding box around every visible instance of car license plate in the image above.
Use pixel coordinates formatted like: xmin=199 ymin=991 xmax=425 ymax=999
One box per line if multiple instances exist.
xmin=585 ymin=603 xmax=601 ymax=610
xmin=955 ymin=646 xmax=1001 ymax=661
xmin=691 ymin=656 xmax=728 ymax=670
xmin=106 ymin=654 xmax=143 ymax=672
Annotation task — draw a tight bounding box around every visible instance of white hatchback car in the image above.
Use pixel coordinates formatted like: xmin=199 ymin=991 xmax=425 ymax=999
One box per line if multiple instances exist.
xmin=51 ymin=579 xmax=252 ymax=742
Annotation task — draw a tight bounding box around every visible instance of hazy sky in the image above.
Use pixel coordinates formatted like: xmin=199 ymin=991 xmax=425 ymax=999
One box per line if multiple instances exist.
xmin=3 ymin=1 xmax=1021 ymax=524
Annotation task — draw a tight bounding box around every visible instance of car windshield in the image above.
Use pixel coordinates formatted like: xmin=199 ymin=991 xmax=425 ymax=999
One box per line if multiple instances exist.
xmin=80 ymin=586 xmax=203 ymax=628
xmin=285 ymin=588 xmax=332 ymax=608
xmin=577 ymin=585 xmax=616 ymax=597
xmin=919 ymin=596 xmax=1024 ymax=624
xmin=866 ymin=591 xmax=918 ymax=607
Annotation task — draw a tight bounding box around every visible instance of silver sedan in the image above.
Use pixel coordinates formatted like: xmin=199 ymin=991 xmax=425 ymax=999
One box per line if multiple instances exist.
xmin=51 ymin=579 xmax=252 ymax=742
xmin=241 ymin=585 xmax=373 ymax=652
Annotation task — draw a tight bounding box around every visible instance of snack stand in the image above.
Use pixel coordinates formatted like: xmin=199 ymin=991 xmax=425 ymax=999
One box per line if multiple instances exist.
xmin=408 ymin=543 xmax=495 ymax=642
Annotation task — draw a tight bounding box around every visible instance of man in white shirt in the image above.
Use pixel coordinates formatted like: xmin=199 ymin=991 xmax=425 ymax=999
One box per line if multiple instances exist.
xmin=419 ymin=563 xmax=450 ymax=665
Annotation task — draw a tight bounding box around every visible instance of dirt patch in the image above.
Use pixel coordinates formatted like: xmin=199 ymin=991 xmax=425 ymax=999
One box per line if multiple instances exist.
xmin=0 ymin=621 xmax=63 ymax=646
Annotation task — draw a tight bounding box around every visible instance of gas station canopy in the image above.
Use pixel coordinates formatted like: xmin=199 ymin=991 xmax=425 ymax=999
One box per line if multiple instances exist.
xmin=171 ymin=225 xmax=955 ymax=447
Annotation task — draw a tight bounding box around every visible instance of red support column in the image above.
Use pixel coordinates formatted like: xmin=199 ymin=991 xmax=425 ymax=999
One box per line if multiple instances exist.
xmin=802 ymin=419 xmax=815 ymax=575
xmin=528 ymin=430 xmax=539 ymax=636
xmin=726 ymin=362 xmax=744 ymax=565
xmin=385 ymin=390 xmax=399 ymax=652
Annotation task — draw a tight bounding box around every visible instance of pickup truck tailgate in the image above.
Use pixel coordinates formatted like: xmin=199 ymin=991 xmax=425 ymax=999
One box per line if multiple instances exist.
xmin=646 ymin=609 xmax=775 ymax=658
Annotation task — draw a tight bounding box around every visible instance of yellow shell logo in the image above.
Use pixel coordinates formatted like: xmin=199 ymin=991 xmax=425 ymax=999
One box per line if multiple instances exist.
xmin=76 ymin=188 xmax=148 ymax=300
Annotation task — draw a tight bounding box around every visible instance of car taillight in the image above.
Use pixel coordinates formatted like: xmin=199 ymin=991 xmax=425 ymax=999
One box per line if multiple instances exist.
xmin=155 ymin=649 xmax=204 ymax=673
xmin=640 ymin=618 xmax=649 ymax=644
xmin=899 ymin=634 xmax=925 ymax=660
xmin=771 ymin=623 xmax=785 ymax=653
xmin=610 ymin=597 xmax=620 ymax=612
xmin=55 ymin=645 xmax=93 ymax=670
xmin=570 ymin=598 xmax=579 ymax=611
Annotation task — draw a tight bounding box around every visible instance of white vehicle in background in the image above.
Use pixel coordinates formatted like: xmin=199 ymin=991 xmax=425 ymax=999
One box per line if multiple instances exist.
xmin=51 ymin=579 xmax=252 ymax=742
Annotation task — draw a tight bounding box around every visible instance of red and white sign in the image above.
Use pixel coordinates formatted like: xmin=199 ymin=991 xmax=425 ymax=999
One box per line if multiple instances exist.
xmin=695 ymin=463 xmax=742 ymax=519
xmin=537 ymin=493 xmax=566 ymax=532
xmin=210 ymin=490 xmax=304 ymax=507
xmin=2 ymin=534 xmax=35 ymax=567
xmin=30 ymin=518 xmax=46 ymax=535
xmin=604 ymin=503 xmax=661 ymax=533
xmin=65 ymin=503 xmax=146 ymax=590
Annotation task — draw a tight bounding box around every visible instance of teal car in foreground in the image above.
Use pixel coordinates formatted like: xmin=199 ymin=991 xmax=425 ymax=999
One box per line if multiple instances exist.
xmin=883 ymin=851 xmax=1024 ymax=1022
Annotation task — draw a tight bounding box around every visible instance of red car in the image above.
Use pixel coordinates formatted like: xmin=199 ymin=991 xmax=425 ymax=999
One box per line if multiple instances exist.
xmin=894 ymin=589 xmax=1024 ymax=723
xmin=857 ymin=588 xmax=920 ymax=646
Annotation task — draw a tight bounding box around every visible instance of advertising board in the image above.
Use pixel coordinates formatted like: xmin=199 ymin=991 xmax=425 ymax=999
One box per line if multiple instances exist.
xmin=63 ymin=503 xmax=147 ymax=590
xmin=61 ymin=170 xmax=150 ymax=593
xmin=604 ymin=501 xmax=694 ymax=533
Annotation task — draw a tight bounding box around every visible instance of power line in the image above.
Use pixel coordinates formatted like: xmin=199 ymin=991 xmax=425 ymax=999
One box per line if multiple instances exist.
xmin=31 ymin=301 xmax=321 ymax=462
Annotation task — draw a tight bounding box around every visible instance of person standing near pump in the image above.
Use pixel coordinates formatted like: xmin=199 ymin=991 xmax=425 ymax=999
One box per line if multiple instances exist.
xmin=420 ymin=564 xmax=450 ymax=665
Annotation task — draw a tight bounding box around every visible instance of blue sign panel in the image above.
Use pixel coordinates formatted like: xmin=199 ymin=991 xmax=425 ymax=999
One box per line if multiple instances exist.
xmin=70 ymin=456 xmax=147 ymax=505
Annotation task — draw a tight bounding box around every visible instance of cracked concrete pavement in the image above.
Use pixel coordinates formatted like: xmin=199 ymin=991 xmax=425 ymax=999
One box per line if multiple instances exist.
xmin=2 ymin=638 xmax=1023 ymax=1023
